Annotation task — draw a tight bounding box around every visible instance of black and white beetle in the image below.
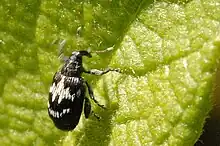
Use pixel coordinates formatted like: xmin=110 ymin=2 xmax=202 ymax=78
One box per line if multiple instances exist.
xmin=48 ymin=41 xmax=119 ymax=131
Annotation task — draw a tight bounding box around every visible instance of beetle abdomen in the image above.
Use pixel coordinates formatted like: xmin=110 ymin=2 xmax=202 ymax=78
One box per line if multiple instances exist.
xmin=48 ymin=73 xmax=85 ymax=130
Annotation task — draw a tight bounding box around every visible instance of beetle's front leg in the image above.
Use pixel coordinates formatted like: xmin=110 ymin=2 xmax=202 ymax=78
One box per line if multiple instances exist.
xmin=84 ymin=68 xmax=120 ymax=75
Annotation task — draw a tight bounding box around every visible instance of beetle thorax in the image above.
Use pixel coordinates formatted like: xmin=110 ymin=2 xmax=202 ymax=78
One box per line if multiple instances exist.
xmin=61 ymin=55 xmax=83 ymax=77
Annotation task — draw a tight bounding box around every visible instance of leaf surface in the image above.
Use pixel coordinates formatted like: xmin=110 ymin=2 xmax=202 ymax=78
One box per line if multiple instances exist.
xmin=0 ymin=0 xmax=220 ymax=146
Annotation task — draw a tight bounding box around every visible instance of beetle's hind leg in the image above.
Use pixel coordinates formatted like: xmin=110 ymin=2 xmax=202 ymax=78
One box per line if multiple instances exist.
xmin=84 ymin=97 xmax=101 ymax=120
xmin=85 ymin=81 xmax=106 ymax=109
xmin=84 ymin=97 xmax=91 ymax=118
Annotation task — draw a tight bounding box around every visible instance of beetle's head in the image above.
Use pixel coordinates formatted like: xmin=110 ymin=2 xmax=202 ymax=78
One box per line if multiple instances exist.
xmin=70 ymin=50 xmax=92 ymax=60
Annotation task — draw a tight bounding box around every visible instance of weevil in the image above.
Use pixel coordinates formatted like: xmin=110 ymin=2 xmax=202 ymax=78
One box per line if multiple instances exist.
xmin=48 ymin=40 xmax=119 ymax=131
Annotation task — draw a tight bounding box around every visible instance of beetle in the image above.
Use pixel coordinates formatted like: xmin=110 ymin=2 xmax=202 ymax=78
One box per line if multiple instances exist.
xmin=48 ymin=42 xmax=119 ymax=131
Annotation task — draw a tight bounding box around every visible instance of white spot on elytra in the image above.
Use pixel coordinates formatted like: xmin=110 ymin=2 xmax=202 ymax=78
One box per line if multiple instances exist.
xmin=49 ymin=108 xmax=63 ymax=118
xmin=66 ymin=108 xmax=70 ymax=113
xmin=49 ymin=108 xmax=71 ymax=118
xmin=76 ymin=89 xmax=81 ymax=97
xmin=71 ymin=94 xmax=75 ymax=101
xmin=49 ymin=108 xmax=55 ymax=117
xmin=74 ymin=77 xmax=79 ymax=83
xmin=50 ymin=75 xmax=79 ymax=104
xmin=49 ymin=83 xmax=54 ymax=93
xmin=63 ymin=109 xmax=67 ymax=114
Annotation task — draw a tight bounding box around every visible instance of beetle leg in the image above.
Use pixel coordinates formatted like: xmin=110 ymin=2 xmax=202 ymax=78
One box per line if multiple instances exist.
xmin=84 ymin=68 xmax=120 ymax=75
xmin=84 ymin=97 xmax=101 ymax=120
xmin=85 ymin=81 xmax=106 ymax=109
xmin=91 ymin=111 xmax=101 ymax=120
xmin=84 ymin=97 xmax=91 ymax=118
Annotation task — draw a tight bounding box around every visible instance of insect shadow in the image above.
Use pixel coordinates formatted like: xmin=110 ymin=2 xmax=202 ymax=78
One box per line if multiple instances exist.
xmin=73 ymin=74 xmax=125 ymax=146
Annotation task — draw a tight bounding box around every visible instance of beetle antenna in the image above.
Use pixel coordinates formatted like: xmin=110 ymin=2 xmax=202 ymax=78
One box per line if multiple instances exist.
xmin=89 ymin=45 xmax=115 ymax=54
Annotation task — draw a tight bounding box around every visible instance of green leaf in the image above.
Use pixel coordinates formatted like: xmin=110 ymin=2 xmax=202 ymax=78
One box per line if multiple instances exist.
xmin=1 ymin=0 xmax=220 ymax=146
